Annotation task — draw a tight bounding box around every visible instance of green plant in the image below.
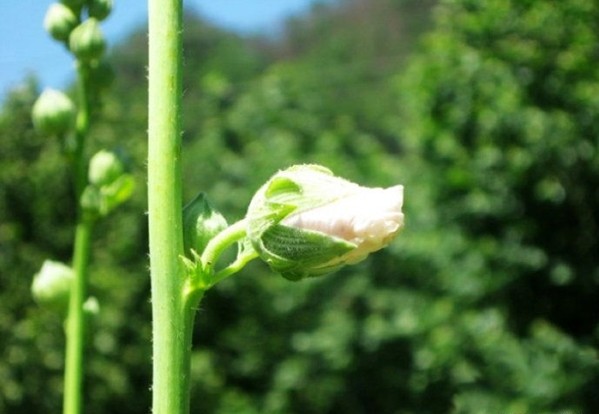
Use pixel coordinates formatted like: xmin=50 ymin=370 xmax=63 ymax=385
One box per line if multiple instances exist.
xmin=30 ymin=2 xmax=132 ymax=414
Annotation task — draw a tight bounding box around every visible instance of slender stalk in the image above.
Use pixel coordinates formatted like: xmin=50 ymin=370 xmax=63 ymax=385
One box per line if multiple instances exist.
xmin=72 ymin=63 xmax=90 ymax=199
xmin=63 ymin=62 xmax=93 ymax=414
xmin=147 ymin=0 xmax=190 ymax=413
xmin=183 ymin=219 xmax=255 ymax=292
xmin=63 ymin=219 xmax=93 ymax=414
xmin=201 ymin=219 xmax=249 ymax=269
xmin=211 ymin=249 xmax=258 ymax=286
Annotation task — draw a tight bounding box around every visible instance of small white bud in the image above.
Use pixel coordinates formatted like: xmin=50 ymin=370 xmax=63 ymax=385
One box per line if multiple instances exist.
xmin=44 ymin=3 xmax=78 ymax=42
xmin=32 ymin=88 xmax=75 ymax=136
xmin=31 ymin=260 xmax=73 ymax=311
xmin=282 ymin=185 xmax=404 ymax=264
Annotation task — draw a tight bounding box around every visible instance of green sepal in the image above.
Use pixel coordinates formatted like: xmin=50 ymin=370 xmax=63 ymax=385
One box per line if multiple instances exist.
xmin=259 ymin=224 xmax=355 ymax=281
xmin=181 ymin=250 xmax=211 ymax=292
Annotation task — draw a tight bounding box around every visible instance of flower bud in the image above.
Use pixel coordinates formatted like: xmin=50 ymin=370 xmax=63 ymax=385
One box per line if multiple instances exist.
xmin=69 ymin=18 xmax=106 ymax=62
xmin=82 ymin=149 xmax=134 ymax=216
xmin=83 ymin=296 xmax=100 ymax=316
xmin=183 ymin=192 xmax=228 ymax=257
xmin=88 ymin=149 xmax=124 ymax=186
xmin=31 ymin=260 xmax=73 ymax=311
xmin=44 ymin=3 xmax=78 ymax=42
xmin=87 ymin=0 xmax=113 ymax=21
xmin=32 ymin=88 xmax=75 ymax=136
xmin=246 ymin=165 xmax=404 ymax=281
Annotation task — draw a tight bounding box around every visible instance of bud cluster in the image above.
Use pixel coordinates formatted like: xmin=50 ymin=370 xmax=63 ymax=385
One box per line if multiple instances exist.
xmin=44 ymin=0 xmax=112 ymax=58
xmin=33 ymin=0 xmax=114 ymax=139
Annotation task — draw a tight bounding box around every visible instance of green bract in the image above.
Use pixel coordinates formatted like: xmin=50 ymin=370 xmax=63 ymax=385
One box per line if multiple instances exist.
xmin=246 ymin=165 xmax=404 ymax=281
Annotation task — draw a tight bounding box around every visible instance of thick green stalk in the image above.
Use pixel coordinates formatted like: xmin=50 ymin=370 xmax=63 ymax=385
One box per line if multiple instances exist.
xmin=147 ymin=0 xmax=191 ymax=413
xmin=63 ymin=63 xmax=92 ymax=414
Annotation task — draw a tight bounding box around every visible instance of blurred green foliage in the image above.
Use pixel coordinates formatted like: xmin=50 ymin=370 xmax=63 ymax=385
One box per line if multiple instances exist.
xmin=1 ymin=0 xmax=597 ymax=413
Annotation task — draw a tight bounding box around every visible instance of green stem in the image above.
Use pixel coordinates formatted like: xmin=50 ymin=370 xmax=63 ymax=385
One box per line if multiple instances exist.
xmin=184 ymin=220 xmax=253 ymax=300
xmin=147 ymin=0 xmax=189 ymax=412
xmin=63 ymin=62 xmax=93 ymax=414
xmin=211 ymin=249 xmax=258 ymax=286
xmin=73 ymin=62 xmax=90 ymax=199
xmin=201 ymin=219 xmax=249 ymax=270
xmin=63 ymin=219 xmax=93 ymax=414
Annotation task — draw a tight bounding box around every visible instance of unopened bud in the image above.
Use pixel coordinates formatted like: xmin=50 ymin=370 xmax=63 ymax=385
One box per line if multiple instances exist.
xmin=87 ymin=0 xmax=113 ymax=21
xmin=32 ymin=88 xmax=75 ymax=136
xmin=88 ymin=149 xmax=124 ymax=186
xmin=183 ymin=193 xmax=228 ymax=257
xmin=69 ymin=18 xmax=105 ymax=62
xmin=83 ymin=296 xmax=100 ymax=316
xmin=81 ymin=149 xmax=134 ymax=216
xmin=44 ymin=3 xmax=78 ymax=42
xmin=246 ymin=165 xmax=404 ymax=280
xmin=31 ymin=260 xmax=73 ymax=311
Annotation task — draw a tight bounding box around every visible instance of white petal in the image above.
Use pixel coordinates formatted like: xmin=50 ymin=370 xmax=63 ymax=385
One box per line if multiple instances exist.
xmin=283 ymin=185 xmax=404 ymax=259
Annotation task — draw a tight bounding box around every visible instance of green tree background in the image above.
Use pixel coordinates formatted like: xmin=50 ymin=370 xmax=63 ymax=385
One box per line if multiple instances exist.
xmin=0 ymin=0 xmax=597 ymax=413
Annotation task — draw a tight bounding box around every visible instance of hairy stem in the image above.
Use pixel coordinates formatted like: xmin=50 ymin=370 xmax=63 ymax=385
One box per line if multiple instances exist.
xmin=147 ymin=0 xmax=190 ymax=412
